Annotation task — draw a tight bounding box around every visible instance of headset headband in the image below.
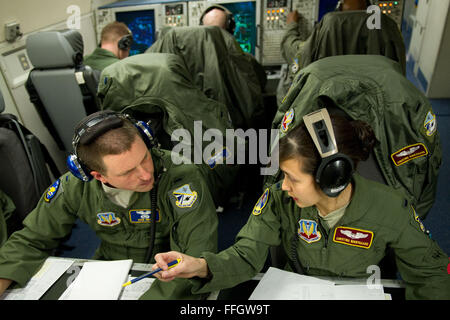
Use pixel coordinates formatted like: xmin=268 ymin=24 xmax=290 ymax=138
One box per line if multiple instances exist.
xmin=68 ymin=111 xmax=155 ymax=181
xmin=200 ymin=4 xmax=236 ymax=34
xmin=302 ymin=108 xmax=354 ymax=197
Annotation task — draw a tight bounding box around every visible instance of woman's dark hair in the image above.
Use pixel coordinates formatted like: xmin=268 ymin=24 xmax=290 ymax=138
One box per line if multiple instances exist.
xmin=279 ymin=113 xmax=377 ymax=175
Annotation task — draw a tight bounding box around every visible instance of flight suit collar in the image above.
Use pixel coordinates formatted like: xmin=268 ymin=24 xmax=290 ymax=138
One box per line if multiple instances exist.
xmin=336 ymin=173 xmax=375 ymax=225
xmin=299 ymin=174 xmax=374 ymax=225
xmin=92 ymin=147 xmax=167 ymax=207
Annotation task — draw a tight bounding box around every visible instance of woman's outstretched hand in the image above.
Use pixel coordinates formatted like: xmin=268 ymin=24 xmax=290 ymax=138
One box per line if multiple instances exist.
xmin=152 ymin=251 xmax=210 ymax=282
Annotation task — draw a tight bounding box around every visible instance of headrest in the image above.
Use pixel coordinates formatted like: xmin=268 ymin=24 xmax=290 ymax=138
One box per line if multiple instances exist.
xmin=0 ymin=89 xmax=5 ymax=113
xmin=26 ymin=29 xmax=84 ymax=68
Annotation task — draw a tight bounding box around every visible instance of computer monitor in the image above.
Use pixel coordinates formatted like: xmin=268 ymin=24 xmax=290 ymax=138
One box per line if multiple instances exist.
xmin=115 ymin=9 xmax=156 ymax=55
xmin=220 ymin=1 xmax=257 ymax=55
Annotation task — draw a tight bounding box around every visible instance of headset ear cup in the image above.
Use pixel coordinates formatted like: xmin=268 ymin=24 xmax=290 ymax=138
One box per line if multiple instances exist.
xmin=67 ymin=154 xmax=93 ymax=182
xmin=316 ymin=153 xmax=354 ymax=197
xmin=134 ymin=121 xmax=155 ymax=148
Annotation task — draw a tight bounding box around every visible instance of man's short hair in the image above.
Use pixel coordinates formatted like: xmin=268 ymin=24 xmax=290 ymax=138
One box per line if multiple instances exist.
xmin=77 ymin=119 xmax=139 ymax=174
xmin=100 ymin=21 xmax=132 ymax=45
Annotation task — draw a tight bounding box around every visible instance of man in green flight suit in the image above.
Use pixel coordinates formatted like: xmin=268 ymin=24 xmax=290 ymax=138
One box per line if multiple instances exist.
xmin=84 ymin=21 xmax=132 ymax=71
xmin=0 ymin=110 xmax=218 ymax=300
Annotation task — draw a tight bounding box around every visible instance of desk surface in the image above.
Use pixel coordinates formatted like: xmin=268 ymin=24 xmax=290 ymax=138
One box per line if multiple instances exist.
xmin=38 ymin=257 xmax=405 ymax=300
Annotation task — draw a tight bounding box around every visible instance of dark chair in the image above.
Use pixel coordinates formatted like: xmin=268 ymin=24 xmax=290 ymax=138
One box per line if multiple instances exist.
xmin=0 ymin=89 xmax=60 ymax=236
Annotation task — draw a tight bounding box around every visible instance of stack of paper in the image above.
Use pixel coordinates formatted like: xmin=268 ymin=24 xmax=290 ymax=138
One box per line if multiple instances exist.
xmin=0 ymin=257 xmax=74 ymax=300
xmin=249 ymin=267 xmax=387 ymax=300
xmin=59 ymin=259 xmax=133 ymax=300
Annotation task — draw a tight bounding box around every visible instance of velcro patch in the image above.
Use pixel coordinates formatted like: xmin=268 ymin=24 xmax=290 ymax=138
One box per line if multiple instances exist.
xmin=129 ymin=209 xmax=160 ymax=223
xmin=333 ymin=226 xmax=374 ymax=249
xmin=97 ymin=212 xmax=121 ymax=227
xmin=252 ymin=188 xmax=269 ymax=216
xmin=412 ymin=206 xmax=425 ymax=233
xmin=44 ymin=179 xmax=61 ymax=203
xmin=424 ymin=111 xmax=437 ymax=136
xmin=207 ymin=147 xmax=231 ymax=169
xmin=391 ymin=143 xmax=428 ymax=166
xmin=172 ymin=184 xmax=198 ymax=208
xmin=280 ymin=108 xmax=294 ymax=133
xmin=298 ymin=219 xmax=321 ymax=243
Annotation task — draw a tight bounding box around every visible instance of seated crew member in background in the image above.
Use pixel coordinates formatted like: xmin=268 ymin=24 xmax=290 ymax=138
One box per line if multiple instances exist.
xmin=281 ymin=0 xmax=368 ymax=65
xmin=0 ymin=110 xmax=218 ymax=300
xmin=200 ymin=5 xmax=267 ymax=92
xmin=151 ymin=109 xmax=450 ymax=300
xmin=84 ymin=21 xmax=133 ymax=71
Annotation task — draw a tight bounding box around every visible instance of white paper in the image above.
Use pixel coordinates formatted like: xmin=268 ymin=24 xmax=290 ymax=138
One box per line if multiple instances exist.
xmin=0 ymin=257 xmax=74 ymax=300
xmin=118 ymin=275 xmax=154 ymax=300
xmin=249 ymin=267 xmax=386 ymax=300
xmin=59 ymin=259 xmax=132 ymax=300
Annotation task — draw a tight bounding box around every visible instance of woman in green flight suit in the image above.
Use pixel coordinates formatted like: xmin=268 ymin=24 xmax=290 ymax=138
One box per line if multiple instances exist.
xmin=152 ymin=109 xmax=450 ymax=300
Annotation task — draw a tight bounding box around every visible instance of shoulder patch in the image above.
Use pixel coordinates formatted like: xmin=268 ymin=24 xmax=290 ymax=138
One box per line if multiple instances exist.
xmin=44 ymin=179 xmax=61 ymax=203
xmin=424 ymin=111 xmax=437 ymax=137
xmin=280 ymin=108 xmax=294 ymax=133
xmin=172 ymin=184 xmax=198 ymax=208
xmin=412 ymin=206 xmax=426 ymax=233
xmin=252 ymin=188 xmax=270 ymax=216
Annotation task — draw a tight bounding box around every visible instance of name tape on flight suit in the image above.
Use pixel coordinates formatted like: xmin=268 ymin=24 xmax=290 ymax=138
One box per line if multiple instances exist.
xmin=333 ymin=227 xmax=374 ymax=249
xmin=129 ymin=209 xmax=161 ymax=223
xmin=391 ymin=143 xmax=428 ymax=166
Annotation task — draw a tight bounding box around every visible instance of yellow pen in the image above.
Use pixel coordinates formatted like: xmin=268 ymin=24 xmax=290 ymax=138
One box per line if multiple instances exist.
xmin=122 ymin=258 xmax=181 ymax=287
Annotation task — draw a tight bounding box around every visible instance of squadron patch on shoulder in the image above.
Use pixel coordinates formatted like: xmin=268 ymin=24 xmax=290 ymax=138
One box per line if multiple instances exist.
xmin=412 ymin=206 xmax=426 ymax=233
xmin=172 ymin=184 xmax=198 ymax=208
xmin=424 ymin=111 xmax=437 ymax=137
xmin=333 ymin=226 xmax=374 ymax=249
xmin=97 ymin=212 xmax=121 ymax=227
xmin=281 ymin=108 xmax=294 ymax=133
xmin=391 ymin=143 xmax=428 ymax=166
xmin=252 ymin=188 xmax=270 ymax=216
xmin=298 ymin=219 xmax=321 ymax=243
xmin=44 ymin=179 xmax=61 ymax=203
xmin=129 ymin=209 xmax=161 ymax=223
xmin=207 ymin=147 xmax=231 ymax=169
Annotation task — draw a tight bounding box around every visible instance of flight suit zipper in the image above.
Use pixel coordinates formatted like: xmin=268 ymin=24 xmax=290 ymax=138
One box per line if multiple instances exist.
xmin=316 ymin=218 xmax=329 ymax=249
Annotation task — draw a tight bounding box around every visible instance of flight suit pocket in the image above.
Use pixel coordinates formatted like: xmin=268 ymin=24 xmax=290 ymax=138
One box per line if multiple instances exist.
xmin=330 ymin=242 xmax=385 ymax=277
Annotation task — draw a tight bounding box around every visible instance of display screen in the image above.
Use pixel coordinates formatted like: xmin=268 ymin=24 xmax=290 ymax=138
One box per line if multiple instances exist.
xmin=115 ymin=9 xmax=156 ymax=56
xmin=221 ymin=2 xmax=257 ymax=55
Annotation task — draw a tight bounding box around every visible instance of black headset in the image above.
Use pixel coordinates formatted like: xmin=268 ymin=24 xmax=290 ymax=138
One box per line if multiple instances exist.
xmin=67 ymin=110 xmax=155 ymax=182
xmin=302 ymin=108 xmax=354 ymax=197
xmin=118 ymin=33 xmax=133 ymax=50
xmin=199 ymin=4 xmax=236 ymax=34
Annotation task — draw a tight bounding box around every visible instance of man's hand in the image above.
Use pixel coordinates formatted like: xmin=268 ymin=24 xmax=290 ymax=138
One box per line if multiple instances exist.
xmin=0 ymin=278 xmax=13 ymax=296
xmin=287 ymin=10 xmax=300 ymax=24
xmin=152 ymin=251 xmax=209 ymax=282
